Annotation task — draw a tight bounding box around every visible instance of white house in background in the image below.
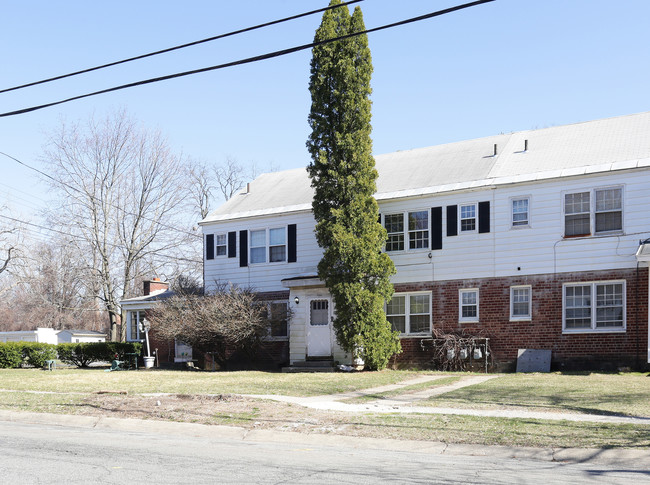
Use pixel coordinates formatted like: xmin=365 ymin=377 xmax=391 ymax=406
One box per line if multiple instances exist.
xmin=199 ymin=112 xmax=650 ymax=370
xmin=0 ymin=328 xmax=106 ymax=344
xmin=0 ymin=328 xmax=58 ymax=344
xmin=57 ymin=330 xmax=106 ymax=343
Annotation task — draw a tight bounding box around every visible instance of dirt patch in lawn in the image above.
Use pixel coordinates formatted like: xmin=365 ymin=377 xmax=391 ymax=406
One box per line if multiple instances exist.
xmin=81 ymin=393 xmax=347 ymax=433
xmin=73 ymin=393 xmax=650 ymax=449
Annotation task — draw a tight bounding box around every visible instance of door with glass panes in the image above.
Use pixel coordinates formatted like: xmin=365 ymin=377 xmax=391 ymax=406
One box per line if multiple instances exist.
xmin=307 ymin=299 xmax=332 ymax=357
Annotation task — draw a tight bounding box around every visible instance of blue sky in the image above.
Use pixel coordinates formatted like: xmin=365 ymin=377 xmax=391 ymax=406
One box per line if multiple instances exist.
xmin=2 ymin=0 xmax=649 ymax=219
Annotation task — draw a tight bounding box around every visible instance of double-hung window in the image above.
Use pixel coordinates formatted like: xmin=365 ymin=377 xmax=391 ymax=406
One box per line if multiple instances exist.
xmin=215 ymin=234 xmax=227 ymax=256
xmin=511 ymin=198 xmax=530 ymax=227
xmin=383 ymin=210 xmax=429 ymax=252
xmin=250 ymin=230 xmax=267 ymax=264
xmin=459 ymin=289 xmax=479 ymax=322
xmin=460 ymin=204 xmax=477 ymax=232
xmin=510 ymin=286 xmax=531 ymax=320
xmin=269 ymin=228 xmax=286 ymax=262
xmin=563 ymin=281 xmax=625 ymax=332
xmin=384 ymin=214 xmax=405 ymax=252
xmin=564 ymin=187 xmax=622 ymax=237
xmin=250 ymin=228 xmax=287 ymax=264
xmin=386 ymin=292 xmax=431 ymax=335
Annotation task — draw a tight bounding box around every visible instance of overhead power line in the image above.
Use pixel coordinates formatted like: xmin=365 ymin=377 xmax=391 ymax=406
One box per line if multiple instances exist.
xmin=0 ymin=151 xmax=202 ymax=240
xmin=0 ymin=0 xmax=364 ymax=95
xmin=0 ymin=0 xmax=495 ymax=118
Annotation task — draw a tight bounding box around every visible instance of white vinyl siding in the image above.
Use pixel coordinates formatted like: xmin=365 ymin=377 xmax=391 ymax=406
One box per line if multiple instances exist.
xmin=563 ymin=281 xmax=626 ymax=332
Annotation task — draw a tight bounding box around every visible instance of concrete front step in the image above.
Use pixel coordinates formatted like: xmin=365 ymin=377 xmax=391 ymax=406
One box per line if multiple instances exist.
xmin=282 ymin=359 xmax=335 ymax=373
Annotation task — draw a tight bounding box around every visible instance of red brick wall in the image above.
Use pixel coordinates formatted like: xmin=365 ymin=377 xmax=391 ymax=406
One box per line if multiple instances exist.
xmin=392 ymin=268 xmax=649 ymax=370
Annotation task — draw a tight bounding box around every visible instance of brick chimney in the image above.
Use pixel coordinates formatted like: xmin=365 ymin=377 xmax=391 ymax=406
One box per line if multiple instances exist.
xmin=143 ymin=277 xmax=169 ymax=296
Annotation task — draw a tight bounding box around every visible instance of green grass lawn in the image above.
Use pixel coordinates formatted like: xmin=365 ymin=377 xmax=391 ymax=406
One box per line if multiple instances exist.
xmin=0 ymin=368 xmax=423 ymax=396
xmin=422 ymin=372 xmax=650 ymax=417
xmin=1 ymin=369 xmax=649 ymax=449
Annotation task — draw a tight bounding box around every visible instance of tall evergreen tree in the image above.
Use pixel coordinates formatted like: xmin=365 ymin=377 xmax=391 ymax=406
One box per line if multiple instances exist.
xmin=306 ymin=1 xmax=400 ymax=370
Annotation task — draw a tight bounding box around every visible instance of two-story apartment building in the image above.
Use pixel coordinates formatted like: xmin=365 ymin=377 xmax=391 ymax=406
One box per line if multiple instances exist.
xmin=200 ymin=112 xmax=650 ymax=370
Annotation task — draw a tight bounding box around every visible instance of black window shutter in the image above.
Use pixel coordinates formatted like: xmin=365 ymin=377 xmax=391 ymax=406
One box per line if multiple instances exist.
xmin=378 ymin=213 xmax=381 ymax=224
xmin=478 ymin=201 xmax=490 ymax=233
xmin=287 ymin=224 xmax=297 ymax=263
xmin=205 ymin=234 xmax=214 ymax=260
xmin=446 ymin=205 xmax=458 ymax=237
xmin=431 ymin=207 xmax=443 ymax=250
xmin=227 ymin=231 xmax=237 ymax=258
xmin=239 ymin=230 xmax=248 ymax=267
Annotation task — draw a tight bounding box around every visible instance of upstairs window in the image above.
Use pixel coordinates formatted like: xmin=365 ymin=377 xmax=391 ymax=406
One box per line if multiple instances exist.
xmin=249 ymin=227 xmax=287 ymax=264
xmin=595 ymin=188 xmax=622 ymax=233
xmin=383 ymin=210 xmax=429 ymax=252
xmin=215 ymin=234 xmax=227 ymax=256
xmin=408 ymin=211 xmax=429 ymax=249
xmin=384 ymin=214 xmax=404 ymax=252
xmin=511 ymin=198 xmax=530 ymax=227
xmin=250 ymin=230 xmax=266 ymax=264
xmin=269 ymin=228 xmax=286 ymax=262
xmin=564 ymin=187 xmax=622 ymax=237
xmin=460 ymin=204 xmax=477 ymax=232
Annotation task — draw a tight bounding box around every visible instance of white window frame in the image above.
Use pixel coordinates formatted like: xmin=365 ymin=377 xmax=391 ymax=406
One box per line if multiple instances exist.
xmin=383 ymin=210 xmax=430 ymax=252
xmin=563 ymin=186 xmax=623 ymax=237
xmin=249 ymin=229 xmax=267 ymax=264
xmin=268 ymin=227 xmax=287 ymax=263
xmin=511 ymin=197 xmax=530 ymax=228
xmin=459 ymin=203 xmax=477 ymax=233
xmin=562 ymin=280 xmax=626 ymax=333
xmin=127 ymin=310 xmax=145 ymax=342
xmin=385 ymin=291 xmax=432 ymax=336
xmin=459 ymin=288 xmax=479 ymax=323
xmin=249 ymin=227 xmax=287 ymax=264
xmin=215 ymin=234 xmax=227 ymax=257
xmin=510 ymin=285 xmax=532 ymax=321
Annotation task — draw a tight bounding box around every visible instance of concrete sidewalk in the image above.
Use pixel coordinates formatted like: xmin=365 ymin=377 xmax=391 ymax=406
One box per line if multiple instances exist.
xmin=245 ymin=374 xmax=650 ymax=425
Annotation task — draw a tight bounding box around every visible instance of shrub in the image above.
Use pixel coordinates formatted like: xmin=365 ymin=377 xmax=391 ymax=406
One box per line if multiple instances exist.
xmin=0 ymin=342 xmax=24 ymax=368
xmin=22 ymin=342 xmax=58 ymax=368
xmin=57 ymin=342 xmax=142 ymax=368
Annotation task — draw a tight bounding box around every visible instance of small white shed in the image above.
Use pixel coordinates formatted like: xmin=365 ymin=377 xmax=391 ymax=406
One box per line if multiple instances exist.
xmin=57 ymin=330 xmax=106 ymax=343
xmin=0 ymin=328 xmax=58 ymax=344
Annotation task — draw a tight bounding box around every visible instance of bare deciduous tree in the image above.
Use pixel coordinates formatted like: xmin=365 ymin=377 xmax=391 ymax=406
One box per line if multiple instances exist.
xmin=149 ymin=285 xmax=269 ymax=368
xmin=42 ymin=110 xmax=193 ymax=340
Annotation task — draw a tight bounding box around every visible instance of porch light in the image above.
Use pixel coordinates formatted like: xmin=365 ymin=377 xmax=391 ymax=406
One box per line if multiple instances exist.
xmin=294 ymin=296 xmax=300 ymax=305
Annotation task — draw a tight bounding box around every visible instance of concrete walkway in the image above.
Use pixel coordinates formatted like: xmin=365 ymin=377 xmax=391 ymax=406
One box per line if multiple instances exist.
xmin=246 ymin=374 xmax=650 ymax=425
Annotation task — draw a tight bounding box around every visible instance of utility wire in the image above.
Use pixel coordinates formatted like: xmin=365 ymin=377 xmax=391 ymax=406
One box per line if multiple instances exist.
xmin=0 ymin=213 xmax=203 ymax=264
xmin=0 ymin=0 xmax=364 ymax=94
xmin=0 ymin=151 xmax=202 ymax=240
xmin=0 ymin=0 xmax=495 ymax=118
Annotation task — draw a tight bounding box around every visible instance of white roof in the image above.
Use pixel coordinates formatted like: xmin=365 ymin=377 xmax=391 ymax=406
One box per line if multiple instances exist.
xmin=201 ymin=111 xmax=650 ymax=223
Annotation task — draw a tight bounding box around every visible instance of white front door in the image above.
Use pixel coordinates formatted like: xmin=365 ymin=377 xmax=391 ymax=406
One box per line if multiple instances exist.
xmin=307 ymin=299 xmax=332 ymax=357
